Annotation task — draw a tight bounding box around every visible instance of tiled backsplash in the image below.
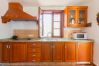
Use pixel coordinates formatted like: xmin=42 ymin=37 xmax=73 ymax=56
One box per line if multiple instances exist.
xmin=64 ymin=28 xmax=82 ymax=39
xmin=13 ymin=29 xmax=39 ymax=39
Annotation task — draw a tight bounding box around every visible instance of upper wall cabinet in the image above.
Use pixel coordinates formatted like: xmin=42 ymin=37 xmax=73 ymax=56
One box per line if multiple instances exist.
xmin=64 ymin=6 xmax=90 ymax=28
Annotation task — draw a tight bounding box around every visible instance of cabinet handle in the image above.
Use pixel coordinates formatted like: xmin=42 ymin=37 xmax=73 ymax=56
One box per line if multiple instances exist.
xmin=9 ymin=45 xmax=10 ymax=48
xmin=32 ymin=60 xmax=36 ymax=62
xmin=65 ymin=46 xmax=67 ymax=48
xmin=52 ymin=45 xmax=55 ymax=48
xmin=32 ymin=44 xmax=36 ymax=45
xmin=33 ymin=49 xmax=36 ymax=52
xmin=78 ymin=43 xmax=80 ymax=48
xmin=6 ymin=45 xmax=9 ymax=48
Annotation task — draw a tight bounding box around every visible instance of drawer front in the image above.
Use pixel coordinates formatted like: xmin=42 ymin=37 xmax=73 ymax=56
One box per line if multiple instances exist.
xmin=27 ymin=53 xmax=41 ymax=62
xmin=28 ymin=43 xmax=41 ymax=48
xmin=27 ymin=58 xmax=41 ymax=62
xmin=28 ymin=48 xmax=41 ymax=53
xmin=28 ymin=53 xmax=41 ymax=58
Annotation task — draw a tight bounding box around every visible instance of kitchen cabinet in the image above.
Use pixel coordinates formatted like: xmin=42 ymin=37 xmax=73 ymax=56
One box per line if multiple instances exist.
xmin=27 ymin=42 xmax=41 ymax=62
xmin=2 ymin=42 xmax=12 ymax=62
xmin=77 ymin=42 xmax=93 ymax=62
xmin=0 ymin=42 xmax=2 ymax=62
xmin=41 ymin=42 xmax=64 ymax=62
xmin=0 ymin=41 xmax=93 ymax=63
xmin=64 ymin=6 xmax=89 ymax=27
xmin=52 ymin=42 xmax=64 ymax=62
xmin=11 ymin=42 xmax=27 ymax=62
xmin=41 ymin=42 xmax=52 ymax=62
xmin=64 ymin=42 xmax=76 ymax=62
xmin=2 ymin=42 xmax=27 ymax=62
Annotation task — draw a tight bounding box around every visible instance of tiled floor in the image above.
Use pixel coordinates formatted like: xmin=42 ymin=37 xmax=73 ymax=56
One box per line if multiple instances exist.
xmin=0 ymin=62 xmax=96 ymax=66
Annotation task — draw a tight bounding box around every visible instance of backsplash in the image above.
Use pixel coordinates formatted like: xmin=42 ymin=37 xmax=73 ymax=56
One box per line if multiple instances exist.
xmin=64 ymin=28 xmax=83 ymax=39
xmin=13 ymin=29 xmax=39 ymax=39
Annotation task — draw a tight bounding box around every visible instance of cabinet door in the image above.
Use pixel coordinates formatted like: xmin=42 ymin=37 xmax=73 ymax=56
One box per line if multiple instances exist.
xmin=67 ymin=8 xmax=77 ymax=26
xmin=52 ymin=42 xmax=64 ymax=62
xmin=41 ymin=42 xmax=52 ymax=62
xmin=65 ymin=42 xmax=76 ymax=62
xmin=12 ymin=42 xmax=27 ymax=62
xmin=2 ymin=42 xmax=12 ymax=62
xmin=77 ymin=8 xmax=87 ymax=24
xmin=0 ymin=42 xmax=2 ymax=62
xmin=77 ymin=42 xmax=93 ymax=62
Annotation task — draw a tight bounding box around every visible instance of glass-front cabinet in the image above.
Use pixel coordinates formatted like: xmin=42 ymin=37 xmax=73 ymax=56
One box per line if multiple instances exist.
xmin=65 ymin=6 xmax=88 ymax=27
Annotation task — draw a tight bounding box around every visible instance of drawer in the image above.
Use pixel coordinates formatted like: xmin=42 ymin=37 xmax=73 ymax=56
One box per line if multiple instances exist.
xmin=27 ymin=58 xmax=41 ymax=62
xmin=28 ymin=43 xmax=41 ymax=48
xmin=28 ymin=48 xmax=41 ymax=53
xmin=27 ymin=53 xmax=41 ymax=58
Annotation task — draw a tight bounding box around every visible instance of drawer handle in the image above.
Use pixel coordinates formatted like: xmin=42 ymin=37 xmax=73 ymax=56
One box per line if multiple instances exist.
xmin=32 ymin=60 xmax=36 ymax=62
xmin=32 ymin=55 xmax=36 ymax=57
xmin=33 ymin=49 xmax=36 ymax=52
xmin=32 ymin=44 xmax=36 ymax=45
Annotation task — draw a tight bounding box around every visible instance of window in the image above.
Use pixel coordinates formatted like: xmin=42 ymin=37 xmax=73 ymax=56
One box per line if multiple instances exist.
xmin=39 ymin=10 xmax=64 ymax=38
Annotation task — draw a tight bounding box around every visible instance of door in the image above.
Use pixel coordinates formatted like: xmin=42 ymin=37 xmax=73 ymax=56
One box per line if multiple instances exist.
xmin=41 ymin=42 xmax=52 ymax=62
xmin=77 ymin=42 xmax=93 ymax=62
xmin=67 ymin=8 xmax=77 ymax=26
xmin=52 ymin=42 xmax=64 ymax=62
xmin=77 ymin=8 xmax=87 ymax=24
xmin=2 ymin=42 xmax=12 ymax=62
xmin=12 ymin=42 xmax=27 ymax=62
xmin=65 ymin=42 xmax=76 ymax=62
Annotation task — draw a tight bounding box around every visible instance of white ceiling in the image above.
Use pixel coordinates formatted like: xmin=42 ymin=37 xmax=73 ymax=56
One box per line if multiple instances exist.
xmin=8 ymin=0 xmax=90 ymax=6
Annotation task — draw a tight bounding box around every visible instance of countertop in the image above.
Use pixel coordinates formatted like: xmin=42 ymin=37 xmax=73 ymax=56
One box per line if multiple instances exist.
xmin=0 ymin=38 xmax=94 ymax=42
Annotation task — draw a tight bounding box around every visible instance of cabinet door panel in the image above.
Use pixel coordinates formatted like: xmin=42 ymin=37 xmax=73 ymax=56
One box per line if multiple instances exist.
xmin=41 ymin=42 xmax=52 ymax=62
xmin=2 ymin=42 xmax=12 ymax=62
xmin=12 ymin=42 xmax=27 ymax=62
xmin=65 ymin=42 xmax=76 ymax=62
xmin=77 ymin=42 xmax=93 ymax=62
xmin=53 ymin=42 xmax=64 ymax=62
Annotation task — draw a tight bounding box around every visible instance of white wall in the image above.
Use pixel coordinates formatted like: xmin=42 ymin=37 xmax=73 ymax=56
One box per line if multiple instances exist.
xmin=79 ymin=0 xmax=99 ymax=66
xmin=0 ymin=0 xmax=11 ymax=39
xmin=0 ymin=2 xmax=38 ymax=39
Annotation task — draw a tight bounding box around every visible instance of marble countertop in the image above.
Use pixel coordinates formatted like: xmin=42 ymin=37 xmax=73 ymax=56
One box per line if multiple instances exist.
xmin=0 ymin=38 xmax=94 ymax=42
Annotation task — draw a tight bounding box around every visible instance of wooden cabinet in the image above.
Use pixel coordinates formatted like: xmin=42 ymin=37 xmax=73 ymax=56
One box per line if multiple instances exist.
xmin=64 ymin=42 xmax=76 ymax=62
xmin=1 ymin=41 xmax=93 ymax=63
xmin=64 ymin=6 xmax=89 ymax=27
xmin=41 ymin=42 xmax=52 ymax=62
xmin=52 ymin=42 xmax=64 ymax=62
xmin=2 ymin=42 xmax=27 ymax=62
xmin=77 ymin=42 xmax=93 ymax=62
xmin=27 ymin=42 xmax=41 ymax=62
xmin=41 ymin=42 xmax=64 ymax=62
xmin=11 ymin=42 xmax=27 ymax=62
xmin=0 ymin=42 xmax=2 ymax=62
xmin=2 ymin=42 xmax=12 ymax=62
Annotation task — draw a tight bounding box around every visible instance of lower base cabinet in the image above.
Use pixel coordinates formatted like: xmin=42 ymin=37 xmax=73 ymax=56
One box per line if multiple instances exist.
xmin=2 ymin=42 xmax=27 ymax=62
xmin=77 ymin=42 xmax=93 ymax=62
xmin=27 ymin=42 xmax=41 ymax=62
xmin=2 ymin=42 xmax=12 ymax=63
xmin=52 ymin=42 xmax=64 ymax=62
xmin=12 ymin=42 xmax=27 ymax=62
xmin=1 ymin=41 xmax=93 ymax=63
xmin=65 ymin=42 xmax=76 ymax=62
xmin=41 ymin=42 xmax=52 ymax=62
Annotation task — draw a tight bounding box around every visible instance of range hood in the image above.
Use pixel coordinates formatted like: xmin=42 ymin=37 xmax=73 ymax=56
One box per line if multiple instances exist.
xmin=1 ymin=2 xmax=37 ymax=23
